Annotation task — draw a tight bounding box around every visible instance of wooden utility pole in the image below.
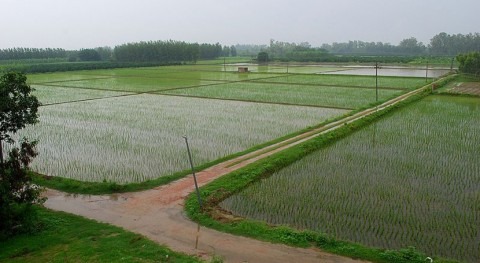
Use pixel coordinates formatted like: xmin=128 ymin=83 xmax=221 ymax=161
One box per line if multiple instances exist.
xmin=425 ymin=61 xmax=429 ymax=83
xmin=183 ymin=136 xmax=202 ymax=209
xmin=375 ymin=62 xmax=379 ymax=102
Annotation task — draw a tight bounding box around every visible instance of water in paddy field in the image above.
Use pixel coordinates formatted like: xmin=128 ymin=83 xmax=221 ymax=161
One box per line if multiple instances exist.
xmin=225 ymin=63 xmax=452 ymax=77
xmin=320 ymin=66 xmax=452 ymax=78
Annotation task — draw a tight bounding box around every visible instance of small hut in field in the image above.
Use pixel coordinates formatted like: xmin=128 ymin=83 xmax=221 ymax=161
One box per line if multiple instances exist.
xmin=238 ymin=67 xmax=248 ymax=73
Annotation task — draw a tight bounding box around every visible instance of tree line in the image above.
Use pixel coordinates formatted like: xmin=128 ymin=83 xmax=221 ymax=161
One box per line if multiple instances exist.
xmin=0 ymin=48 xmax=66 ymax=60
xmin=2 ymin=32 xmax=479 ymax=64
xmin=320 ymin=32 xmax=480 ymax=57
xmin=0 ymin=41 xmax=228 ymax=63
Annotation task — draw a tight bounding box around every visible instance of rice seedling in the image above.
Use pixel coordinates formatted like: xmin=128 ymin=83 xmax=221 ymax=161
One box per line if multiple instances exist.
xmin=27 ymin=72 xmax=108 ymax=84
xmin=40 ymin=77 xmax=224 ymax=93
xmin=19 ymin=94 xmax=347 ymax=183
xmin=253 ymin=74 xmax=428 ymax=90
xmin=32 ymin=85 xmax=132 ymax=104
xmin=220 ymin=95 xmax=480 ymax=263
xmin=159 ymin=82 xmax=403 ymax=109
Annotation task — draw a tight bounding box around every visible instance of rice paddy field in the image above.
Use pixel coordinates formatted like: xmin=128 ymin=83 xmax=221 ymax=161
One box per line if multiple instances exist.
xmin=219 ymin=95 xmax=480 ymax=263
xmin=22 ymin=94 xmax=345 ymax=183
xmin=20 ymin=62 xmax=474 ymax=261
xmin=19 ymin=63 xmax=446 ymax=183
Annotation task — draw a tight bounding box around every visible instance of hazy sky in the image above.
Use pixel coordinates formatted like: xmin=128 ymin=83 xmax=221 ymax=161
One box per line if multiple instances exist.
xmin=1 ymin=0 xmax=479 ymax=49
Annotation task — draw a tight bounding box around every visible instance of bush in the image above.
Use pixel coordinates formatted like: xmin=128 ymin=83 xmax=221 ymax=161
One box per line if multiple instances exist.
xmin=457 ymin=52 xmax=480 ymax=75
xmin=0 ymin=139 xmax=45 ymax=239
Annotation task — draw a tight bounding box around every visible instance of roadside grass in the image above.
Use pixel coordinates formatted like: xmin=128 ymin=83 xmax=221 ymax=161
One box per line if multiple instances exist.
xmin=0 ymin=207 xmax=202 ymax=263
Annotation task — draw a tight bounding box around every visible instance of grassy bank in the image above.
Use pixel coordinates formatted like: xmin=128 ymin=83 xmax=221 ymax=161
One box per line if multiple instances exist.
xmin=0 ymin=207 xmax=202 ymax=263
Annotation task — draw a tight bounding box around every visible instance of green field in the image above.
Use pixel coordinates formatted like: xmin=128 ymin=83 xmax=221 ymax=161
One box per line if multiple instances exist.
xmin=159 ymin=82 xmax=402 ymax=109
xmin=20 ymin=93 xmax=346 ymax=183
xmin=21 ymin=64 xmax=430 ymax=185
xmin=16 ymin=63 xmax=471 ymax=262
xmin=252 ymin=74 xmax=428 ymax=89
xmin=32 ymin=85 xmax=132 ymax=105
xmin=219 ymin=95 xmax=480 ymax=263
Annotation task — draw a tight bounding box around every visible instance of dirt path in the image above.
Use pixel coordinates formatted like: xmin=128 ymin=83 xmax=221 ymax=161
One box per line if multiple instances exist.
xmin=450 ymin=82 xmax=480 ymax=96
xmin=44 ymin=154 xmax=366 ymax=263
xmin=44 ymin=82 xmax=438 ymax=262
xmin=44 ymin=132 xmax=371 ymax=262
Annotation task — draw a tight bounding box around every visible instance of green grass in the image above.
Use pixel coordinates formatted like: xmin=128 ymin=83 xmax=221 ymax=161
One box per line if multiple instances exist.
xmin=0 ymin=207 xmax=202 ymax=263
xmin=160 ymin=82 xmax=403 ymax=109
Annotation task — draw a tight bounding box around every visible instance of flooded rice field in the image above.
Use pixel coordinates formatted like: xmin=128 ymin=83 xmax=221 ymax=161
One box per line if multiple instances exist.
xmin=226 ymin=63 xmax=453 ymax=78
xmin=324 ymin=66 xmax=452 ymax=78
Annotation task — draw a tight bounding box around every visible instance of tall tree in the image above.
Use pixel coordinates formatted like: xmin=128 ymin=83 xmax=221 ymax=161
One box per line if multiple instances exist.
xmin=257 ymin=51 xmax=269 ymax=63
xmin=0 ymin=72 xmax=43 ymax=238
xmin=398 ymin=37 xmax=426 ymax=55
xmin=78 ymin=49 xmax=101 ymax=61
xmin=230 ymin=45 xmax=237 ymax=57
xmin=0 ymin=72 xmax=40 ymax=164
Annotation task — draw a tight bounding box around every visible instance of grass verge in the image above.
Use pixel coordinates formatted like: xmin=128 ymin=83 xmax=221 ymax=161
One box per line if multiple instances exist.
xmin=0 ymin=206 xmax=202 ymax=263
xmin=184 ymin=78 xmax=460 ymax=263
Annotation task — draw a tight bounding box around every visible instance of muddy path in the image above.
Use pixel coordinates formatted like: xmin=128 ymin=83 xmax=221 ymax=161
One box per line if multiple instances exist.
xmin=44 ymin=154 xmax=366 ymax=263
xmin=45 ymin=136 xmax=369 ymax=262
xmin=44 ymin=83 xmax=437 ymax=262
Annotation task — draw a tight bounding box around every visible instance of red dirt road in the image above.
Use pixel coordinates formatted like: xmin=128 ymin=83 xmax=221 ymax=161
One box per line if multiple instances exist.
xmin=45 ymin=155 xmax=367 ymax=263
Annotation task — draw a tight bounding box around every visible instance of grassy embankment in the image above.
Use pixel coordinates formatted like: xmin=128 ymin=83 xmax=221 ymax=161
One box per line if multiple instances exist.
xmin=0 ymin=207 xmax=203 ymax=263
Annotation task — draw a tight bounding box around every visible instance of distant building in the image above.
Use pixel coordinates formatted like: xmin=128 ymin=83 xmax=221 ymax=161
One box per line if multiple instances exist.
xmin=238 ymin=67 xmax=248 ymax=73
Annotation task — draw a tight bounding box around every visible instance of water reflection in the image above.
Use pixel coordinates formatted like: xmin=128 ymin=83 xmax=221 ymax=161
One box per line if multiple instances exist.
xmin=324 ymin=67 xmax=451 ymax=78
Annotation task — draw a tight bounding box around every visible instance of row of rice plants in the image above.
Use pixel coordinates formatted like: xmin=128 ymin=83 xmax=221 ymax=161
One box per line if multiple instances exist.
xmin=27 ymin=73 xmax=109 ymax=84
xmin=149 ymin=71 xmax=283 ymax=82
xmin=38 ymin=77 xmax=224 ymax=93
xmin=20 ymin=94 xmax=347 ymax=183
xmin=75 ymin=64 xmax=221 ymax=76
xmin=28 ymin=68 xmax=284 ymax=89
xmin=220 ymin=95 xmax=480 ymax=263
xmin=159 ymin=82 xmax=403 ymax=109
xmin=253 ymin=74 xmax=428 ymax=89
xmin=91 ymin=69 xmax=283 ymax=82
xmin=32 ymin=85 xmax=132 ymax=105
